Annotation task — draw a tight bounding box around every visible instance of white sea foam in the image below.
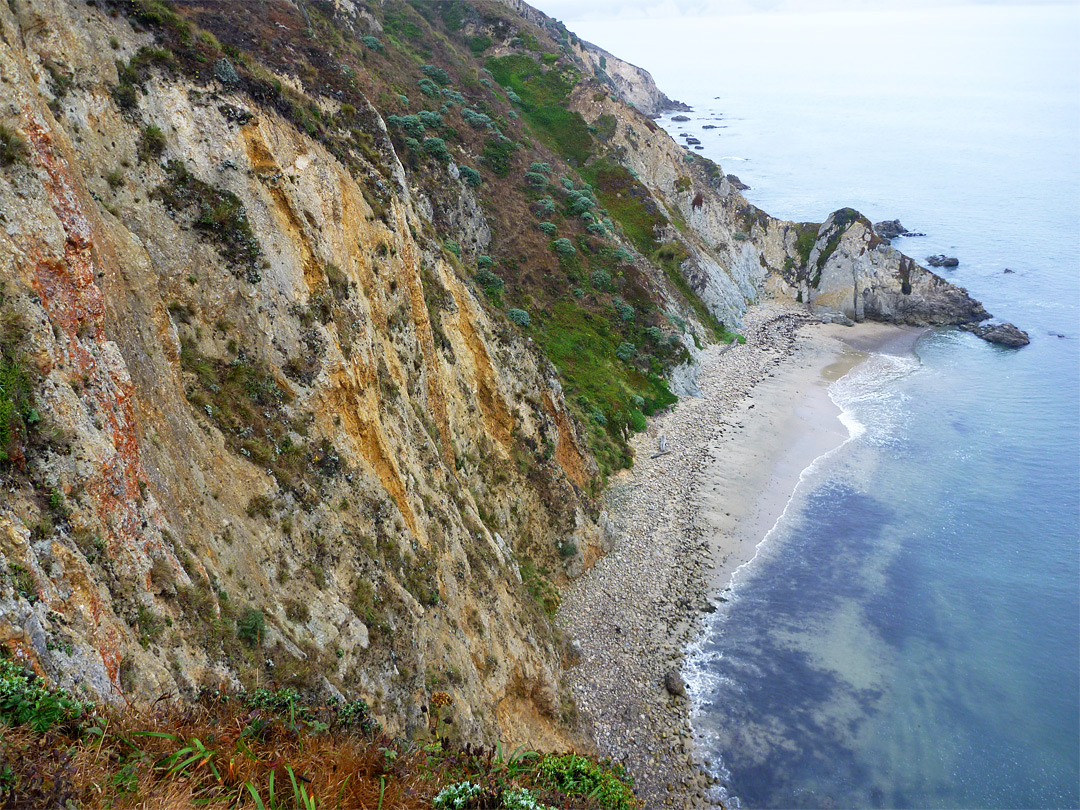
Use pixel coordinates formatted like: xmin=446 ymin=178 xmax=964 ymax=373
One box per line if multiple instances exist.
xmin=829 ymin=353 xmax=920 ymax=449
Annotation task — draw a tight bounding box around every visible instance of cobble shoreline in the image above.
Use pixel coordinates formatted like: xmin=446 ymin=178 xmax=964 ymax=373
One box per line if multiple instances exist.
xmin=559 ymin=304 xmax=824 ymax=809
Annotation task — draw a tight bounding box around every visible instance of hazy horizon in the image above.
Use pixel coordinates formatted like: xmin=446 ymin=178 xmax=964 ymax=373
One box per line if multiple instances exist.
xmin=536 ymin=0 xmax=1070 ymax=22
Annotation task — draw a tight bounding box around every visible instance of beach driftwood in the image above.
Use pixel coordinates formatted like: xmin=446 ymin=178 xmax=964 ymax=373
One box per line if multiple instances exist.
xmin=651 ymin=435 xmax=671 ymax=459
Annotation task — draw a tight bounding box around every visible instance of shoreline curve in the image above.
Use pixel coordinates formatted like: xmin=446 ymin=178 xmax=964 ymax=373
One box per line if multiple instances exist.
xmin=558 ymin=303 xmax=922 ymax=809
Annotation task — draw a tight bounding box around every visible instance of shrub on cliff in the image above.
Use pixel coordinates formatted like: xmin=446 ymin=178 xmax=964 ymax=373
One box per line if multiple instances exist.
xmin=551 ymin=238 xmax=576 ymax=257
xmin=137 ymin=124 xmax=166 ymax=162
xmin=507 ymin=308 xmax=530 ymax=327
xmin=458 ymin=165 xmax=482 ymax=187
xmin=0 ymin=125 xmax=26 ymax=167
xmin=418 ymin=109 xmax=444 ymax=129
xmin=481 ymin=135 xmax=517 ymax=177
xmin=236 ymin=607 xmax=266 ymax=646
xmin=468 ymin=35 xmax=492 ymax=55
xmin=462 ymin=108 xmax=493 ymax=129
xmin=524 ymin=171 xmax=548 ymax=189
xmin=475 ymin=268 xmax=505 ymax=300
xmin=155 ymin=161 xmax=263 ymax=280
xmin=0 ymin=291 xmax=40 ymax=468
xmin=420 ymin=64 xmax=451 ymax=86
xmin=387 ymin=114 xmax=425 ymax=138
xmin=423 ymin=137 xmax=451 ymax=163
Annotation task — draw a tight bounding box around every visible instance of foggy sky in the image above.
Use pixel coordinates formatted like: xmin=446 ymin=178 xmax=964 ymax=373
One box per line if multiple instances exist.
xmin=536 ymin=0 xmax=1064 ymax=22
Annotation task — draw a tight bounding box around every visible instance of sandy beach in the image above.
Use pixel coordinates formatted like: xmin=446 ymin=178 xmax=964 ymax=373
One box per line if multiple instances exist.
xmin=558 ymin=304 xmax=921 ymax=808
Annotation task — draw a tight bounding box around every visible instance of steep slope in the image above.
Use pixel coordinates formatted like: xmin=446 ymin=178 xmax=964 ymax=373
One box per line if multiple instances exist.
xmin=0 ymin=0 xmax=611 ymax=751
xmin=0 ymin=0 xmax=1002 ymax=767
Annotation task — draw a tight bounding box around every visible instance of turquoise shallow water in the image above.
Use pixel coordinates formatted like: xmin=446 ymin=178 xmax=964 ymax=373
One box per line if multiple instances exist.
xmin=570 ymin=5 xmax=1080 ymax=808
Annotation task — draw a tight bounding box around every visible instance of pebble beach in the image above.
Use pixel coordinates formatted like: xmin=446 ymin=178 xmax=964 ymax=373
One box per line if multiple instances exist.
xmin=559 ymin=304 xmax=916 ymax=808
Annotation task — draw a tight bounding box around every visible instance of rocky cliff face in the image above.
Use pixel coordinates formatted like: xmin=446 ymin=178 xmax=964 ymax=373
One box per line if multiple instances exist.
xmin=567 ymin=93 xmax=994 ymax=344
xmin=574 ymin=42 xmax=688 ymax=117
xmin=493 ymin=0 xmax=686 ymax=115
xmin=0 ymin=0 xmax=999 ymax=757
xmin=0 ymin=0 xmax=610 ymax=750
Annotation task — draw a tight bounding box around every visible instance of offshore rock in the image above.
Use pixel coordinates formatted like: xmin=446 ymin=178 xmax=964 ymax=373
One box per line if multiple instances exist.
xmin=961 ymin=321 xmax=1031 ymax=347
xmin=926 ymin=254 xmax=960 ymax=268
xmin=873 ymin=219 xmax=907 ymax=240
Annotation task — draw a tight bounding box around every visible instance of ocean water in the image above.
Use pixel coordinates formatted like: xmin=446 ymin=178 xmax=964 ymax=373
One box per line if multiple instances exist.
xmin=569 ymin=5 xmax=1080 ymax=808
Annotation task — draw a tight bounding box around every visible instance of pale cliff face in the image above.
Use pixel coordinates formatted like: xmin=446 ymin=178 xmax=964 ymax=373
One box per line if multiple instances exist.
xmin=0 ymin=0 xmax=601 ymax=750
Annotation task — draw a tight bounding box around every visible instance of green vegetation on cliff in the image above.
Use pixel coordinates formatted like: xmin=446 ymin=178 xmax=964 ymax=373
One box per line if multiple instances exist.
xmin=90 ymin=0 xmax=728 ymax=481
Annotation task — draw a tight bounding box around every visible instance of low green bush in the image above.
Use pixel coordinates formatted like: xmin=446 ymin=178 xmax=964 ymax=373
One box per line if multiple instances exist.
xmin=420 ymin=64 xmax=451 ymax=86
xmin=0 ymin=657 xmax=92 ymax=732
xmin=475 ymin=268 xmax=504 ymax=297
xmin=481 ymin=135 xmax=517 ymax=177
xmin=468 ymin=35 xmax=492 ymax=55
xmin=138 ymin=124 xmax=166 ymax=161
xmin=551 ymin=238 xmax=576 ymax=257
xmin=458 ymin=165 xmax=482 ymax=187
xmin=418 ymin=109 xmax=443 ymax=129
xmin=236 ymin=607 xmax=265 ymax=646
xmin=423 ymin=137 xmax=451 ymax=163
xmin=155 ymin=161 xmax=263 ymax=279
xmin=538 ymin=753 xmax=636 ymax=810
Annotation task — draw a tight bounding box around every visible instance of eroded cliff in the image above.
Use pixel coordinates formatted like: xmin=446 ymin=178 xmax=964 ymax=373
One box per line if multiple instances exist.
xmin=0 ymin=0 xmax=614 ymax=750
xmin=0 ymin=0 xmax=997 ymax=759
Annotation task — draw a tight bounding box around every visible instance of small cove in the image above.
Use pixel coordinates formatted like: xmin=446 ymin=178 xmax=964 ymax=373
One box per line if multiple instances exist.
xmin=572 ymin=5 xmax=1080 ymax=807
